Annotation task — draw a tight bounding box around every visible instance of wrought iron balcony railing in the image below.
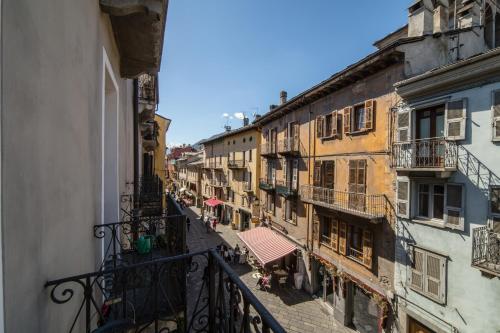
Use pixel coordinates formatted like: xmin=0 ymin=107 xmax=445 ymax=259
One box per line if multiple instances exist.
xmin=204 ymin=161 xmax=224 ymax=169
xmin=300 ymin=185 xmax=387 ymax=221
xmin=138 ymin=73 xmax=157 ymax=104
xmin=392 ymin=138 xmax=458 ymax=171
xmin=45 ymin=249 xmax=285 ymax=333
xmin=275 ymin=179 xmax=297 ymax=198
xmin=227 ymin=159 xmax=246 ymax=169
xmin=472 ymin=226 xmax=500 ymax=276
xmin=277 ymin=138 xmax=300 ymax=155
xmin=259 ymin=177 xmax=275 ymax=191
xmin=208 ymin=179 xmax=228 ymax=187
xmin=260 ymin=143 xmax=277 ymax=157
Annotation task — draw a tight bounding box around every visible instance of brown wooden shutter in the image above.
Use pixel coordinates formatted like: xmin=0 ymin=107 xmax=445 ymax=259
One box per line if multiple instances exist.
xmin=396 ymin=177 xmax=410 ymax=218
xmin=312 ymin=210 xmax=320 ymax=242
xmin=338 ymin=222 xmax=347 ymax=255
xmin=331 ymin=219 xmax=339 ymax=251
xmin=293 ymin=122 xmax=300 ymax=150
xmin=364 ymin=100 xmax=375 ymax=130
xmin=316 ymin=116 xmax=324 ymax=138
xmin=331 ymin=110 xmax=338 ymax=136
xmin=362 ymin=229 xmax=373 ymax=269
xmin=343 ymin=107 xmax=352 ymax=134
xmin=313 ymin=161 xmax=322 ymax=186
xmin=324 ymin=161 xmax=335 ymax=189
xmin=445 ymin=99 xmax=466 ymax=140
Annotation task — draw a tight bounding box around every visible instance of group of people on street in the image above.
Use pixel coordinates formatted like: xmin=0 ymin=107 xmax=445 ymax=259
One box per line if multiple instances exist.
xmin=203 ymin=215 xmax=218 ymax=233
xmin=216 ymin=243 xmax=247 ymax=265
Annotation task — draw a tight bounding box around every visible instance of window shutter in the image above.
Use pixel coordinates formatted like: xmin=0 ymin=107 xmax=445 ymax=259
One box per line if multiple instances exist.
xmin=492 ymin=90 xmax=500 ymax=141
xmin=312 ymin=210 xmax=320 ymax=241
xmin=410 ymin=248 xmax=424 ymax=291
xmin=364 ymin=100 xmax=375 ymax=130
xmin=444 ymin=183 xmax=464 ymax=230
xmin=357 ymin=160 xmax=367 ymax=195
xmin=292 ymin=159 xmax=299 ymax=190
xmin=316 ymin=116 xmax=324 ymax=138
xmin=339 ymin=222 xmax=347 ymax=255
xmin=362 ymin=229 xmax=373 ymax=269
xmin=331 ymin=219 xmax=339 ymax=251
xmin=396 ymin=177 xmax=410 ymax=218
xmin=348 ymin=160 xmax=357 ymax=194
xmin=425 ymin=253 xmax=446 ymax=303
xmin=313 ymin=161 xmax=322 ymax=186
xmin=343 ymin=107 xmax=352 ymax=134
xmin=397 ymin=110 xmax=410 ymax=142
xmin=283 ymin=159 xmax=287 ymax=184
xmin=293 ymin=123 xmax=300 ymax=150
xmin=445 ymin=99 xmax=466 ymax=140
xmin=331 ymin=110 xmax=338 ymax=136
xmin=324 ymin=161 xmax=335 ymax=189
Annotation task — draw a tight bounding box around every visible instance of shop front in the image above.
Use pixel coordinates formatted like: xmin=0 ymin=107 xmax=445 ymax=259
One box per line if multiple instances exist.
xmin=311 ymin=254 xmax=389 ymax=333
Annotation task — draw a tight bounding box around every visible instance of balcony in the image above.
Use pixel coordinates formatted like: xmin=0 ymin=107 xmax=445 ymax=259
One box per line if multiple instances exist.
xmin=100 ymin=1 xmax=168 ymax=78
xmin=259 ymin=178 xmax=275 ymax=191
xmin=275 ymin=179 xmax=297 ymax=198
xmin=227 ymin=159 xmax=246 ymax=169
xmin=261 ymin=143 xmax=277 ymax=157
xmin=138 ymin=74 xmax=157 ymax=105
xmin=208 ymin=179 xmax=228 ymax=187
xmin=277 ymin=138 xmax=300 ymax=156
xmin=300 ymin=185 xmax=387 ymax=221
xmin=203 ymin=161 xmax=224 ymax=170
xmin=242 ymin=181 xmax=253 ymax=193
xmin=392 ymin=138 xmax=458 ymax=173
xmin=45 ymin=248 xmax=284 ymax=333
xmin=472 ymin=226 xmax=500 ymax=277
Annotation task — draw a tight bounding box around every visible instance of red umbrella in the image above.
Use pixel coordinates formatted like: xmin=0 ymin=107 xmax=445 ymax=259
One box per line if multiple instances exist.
xmin=204 ymin=197 xmax=223 ymax=207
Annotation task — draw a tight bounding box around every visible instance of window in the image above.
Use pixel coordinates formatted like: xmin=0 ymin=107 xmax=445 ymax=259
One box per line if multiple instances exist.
xmin=320 ymin=216 xmax=338 ymax=250
xmin=445 ymin=99 xmax=466 ymax=140
xmin=266 ymin=193 xmax=275 ymax=214
xmin=312 ymin=160 xmax=334 ymax=189
xmin=490 ymin=186 xmax=500 ymax=215
xmin=413 ymin=182 xmax=464 ymax=230
xmin=249 ymin=136 xmax=253 ymax=142
xmin=284 ymin=199 xmax=297 ymax=224
xmin=316 ymin=116 xmax=325 ymax=138
xmin=353 ymin=105 xmax=366 ymax=132
xmin=492 ymin=90 xmax=500 ymax=141
xmin=249 ymin=149 xmax=252 ymax=161
xmin=325 ymin=114 xmax=333 ymax=136
xmin=410 ymin=247 xmax=446 ymax=304
xmin=243 ymin=138 xmax=246 ymax=143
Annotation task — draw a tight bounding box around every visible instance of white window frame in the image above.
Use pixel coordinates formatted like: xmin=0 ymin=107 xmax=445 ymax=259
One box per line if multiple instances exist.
xmin=409 ymin=246 xmax=447 ymax=304
xmin=411 ymin=181 xmax=465 ymax=230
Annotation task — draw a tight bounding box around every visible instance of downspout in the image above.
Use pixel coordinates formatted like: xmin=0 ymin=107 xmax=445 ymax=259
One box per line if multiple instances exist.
xmin=133 ymin=79 xmax=139 ymax=209
xmin=306 ymin=105 xmax=312 ymax=252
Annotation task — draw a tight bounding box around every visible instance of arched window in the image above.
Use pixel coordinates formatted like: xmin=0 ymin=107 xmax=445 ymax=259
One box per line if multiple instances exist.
xmin=485 ymin=4 xmax=494 ymax=48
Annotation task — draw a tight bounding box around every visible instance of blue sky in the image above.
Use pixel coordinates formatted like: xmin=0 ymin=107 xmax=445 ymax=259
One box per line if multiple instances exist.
xmin=157 ymin=1 xmax=408 ymax=146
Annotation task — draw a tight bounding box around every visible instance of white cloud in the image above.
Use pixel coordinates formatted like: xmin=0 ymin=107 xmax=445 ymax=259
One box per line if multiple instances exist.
xmin=234 ymin=112 xmax=245 ymax=120
xmin=222 ymin=113 xmax=229 ymax=118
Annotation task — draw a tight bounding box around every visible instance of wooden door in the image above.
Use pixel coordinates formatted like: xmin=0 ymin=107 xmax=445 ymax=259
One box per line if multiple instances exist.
xmin=408 ymin=317 xmax=435 ymax=333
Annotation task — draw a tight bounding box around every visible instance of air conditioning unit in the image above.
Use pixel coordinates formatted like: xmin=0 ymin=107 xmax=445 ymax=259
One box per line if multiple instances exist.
xmin=487 ymin=216 xmax=500 ymax=234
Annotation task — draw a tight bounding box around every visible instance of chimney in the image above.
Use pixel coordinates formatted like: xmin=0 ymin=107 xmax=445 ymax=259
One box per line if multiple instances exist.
xmin=243 ymin=117 xmax=249 ymax=126
xmin=269 ymin=104 xmax=278 ymax=111
xmin=407 ymin=0 xmax=433 ymax=37
xmin=280 ymin=90 xmax=287 ymax=105
xmin=224 ymin=125 xmax=232 ymax=132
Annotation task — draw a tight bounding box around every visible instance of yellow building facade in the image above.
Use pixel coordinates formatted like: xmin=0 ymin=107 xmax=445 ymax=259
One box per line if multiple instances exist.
xmin=201 ymin=125 xmax=261 ymax=231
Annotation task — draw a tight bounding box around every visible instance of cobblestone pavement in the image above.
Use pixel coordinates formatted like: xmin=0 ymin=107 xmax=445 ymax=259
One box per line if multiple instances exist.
xmin=184 ymin=205 xmax=355 ymax=333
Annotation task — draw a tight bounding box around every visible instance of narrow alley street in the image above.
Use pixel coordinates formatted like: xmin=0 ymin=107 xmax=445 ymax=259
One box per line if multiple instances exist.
xmin=183 ymin=205 xmax=354 ymax=333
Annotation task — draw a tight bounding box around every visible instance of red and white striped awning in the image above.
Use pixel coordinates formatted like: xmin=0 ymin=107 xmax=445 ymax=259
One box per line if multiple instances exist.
xmin=237 ymin=227 xmax=296 ymax=266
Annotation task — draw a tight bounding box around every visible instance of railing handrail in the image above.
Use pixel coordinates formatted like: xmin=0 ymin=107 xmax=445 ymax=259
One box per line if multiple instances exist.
xmin=95 ymin=214 xmax=183 ymax=228
xmin=393 ymin=136 xmax=454 ymax=144
xmin=300 ymin=184 xmax=385 ymax=198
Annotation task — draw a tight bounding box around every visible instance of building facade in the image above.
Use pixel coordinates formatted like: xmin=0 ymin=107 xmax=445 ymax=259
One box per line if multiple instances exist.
xmin=0 ymin=0 xmax=168 ymax=331
xmin=201 ymin=125 xmax=261 ymax=230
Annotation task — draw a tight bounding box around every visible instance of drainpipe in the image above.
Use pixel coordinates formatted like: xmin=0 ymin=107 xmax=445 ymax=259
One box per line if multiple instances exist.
xmin=133 ymin=79 xmax=139 ymax=209
xmin=306 ymin=105 xmax=312 ymax=252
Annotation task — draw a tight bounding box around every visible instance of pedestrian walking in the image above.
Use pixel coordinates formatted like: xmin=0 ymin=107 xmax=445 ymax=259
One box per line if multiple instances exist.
xmin=186 ymin=217 xmax=191 ymax=232
xmin=205 ymin=219 xmax=210 ymax=233
xmin=223 ymin=247 xmax=230 ymax=263
xmin=234 ymin=244 xmax=241 ymax=265
xmin=212 ymin=218 xmax=218 ymax=231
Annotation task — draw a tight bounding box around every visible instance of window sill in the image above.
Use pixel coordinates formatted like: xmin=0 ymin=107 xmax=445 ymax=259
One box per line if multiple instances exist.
xmin=285 ymin=219 xmax=297 ymax=226
xmin=411 ymin=217 xmax=446 ymax=229
xmin=347 ymin=129 xmax=370 ymax=136
xmin=408 ymin=285 xmax=445 ymax=305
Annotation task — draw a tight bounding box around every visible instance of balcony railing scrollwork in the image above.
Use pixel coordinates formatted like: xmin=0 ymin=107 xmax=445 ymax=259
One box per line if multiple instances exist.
xmin=300 ymin=185 xmax=387 ymax=221
xmin=472 ymin=226 xmax=500 ymax=276
xmin=392 ymin=138 xmax=458 ymax=171
xmin=45 ymin=249 xmax=285 ymax=333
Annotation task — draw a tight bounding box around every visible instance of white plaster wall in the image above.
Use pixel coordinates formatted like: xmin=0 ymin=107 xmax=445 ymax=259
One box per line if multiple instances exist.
xmin=1 ymin=0 xmax=134 ymax=332
xmin=395 ymin=81 xmax=500 ymax=333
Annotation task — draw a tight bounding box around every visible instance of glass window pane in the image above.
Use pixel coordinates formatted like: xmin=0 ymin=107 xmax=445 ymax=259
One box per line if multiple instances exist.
xmin=436 ymin=113 xmax=445 ymax=137
xmin=418 ymin=117 xmax=431 ymax=139
xmin=418 ymin=184 xmax=430 ymax=217
xmin=446 ymin=184 xmax=462 ymax=208
xmin=491 ymin=187 xmax=500 ymax=214
xmin=433 ymin=185 xmax=444 ymax=220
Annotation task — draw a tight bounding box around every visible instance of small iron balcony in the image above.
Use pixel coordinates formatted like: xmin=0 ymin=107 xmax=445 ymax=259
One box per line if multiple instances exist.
xmin=259 ymin=178 xmax=275 ymax=191
xmin=300 ymin=185 xmax=387 ymax=221
xmin=277 ymin=138 xmax=300 ymax=156
xmin=472 ymin=226 xmax=500 ymax=277
xmin=208 ymin=179 xmax=228 ymax=187
xmin=227 ymin=159 xmax=246 ymax=169
xmin=392 ymin=138 xmax=458 ymax=172
xmin=275 ymin=179 xmax=297 ymax=198
xmin=261 ymin=143 xmax=277 ymax=157
xmin=203 ymin=161 xmax=224 ymax=169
